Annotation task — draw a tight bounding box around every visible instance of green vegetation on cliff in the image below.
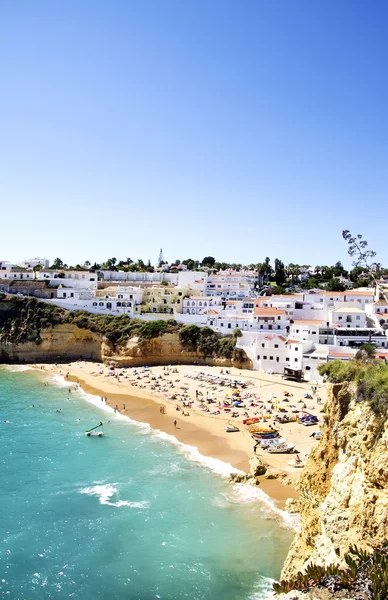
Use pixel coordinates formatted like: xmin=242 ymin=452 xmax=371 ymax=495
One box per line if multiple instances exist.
xmin=274 ymin=544 xmax=388 ymax=599
xmin=319 ymin=358 xmax=388 ymax=416
xmin=0 ymin=296 xmax=248 ymax=364
xmin=178 ymin=324 xmax=245 ymax=361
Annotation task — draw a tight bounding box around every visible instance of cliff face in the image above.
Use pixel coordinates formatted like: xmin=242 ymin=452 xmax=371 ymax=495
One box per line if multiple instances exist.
xmin=0 ymin=324 xmax=102 ymax=361
xmin=102 ymin=332 xmax=251 ymax=369
xmin=282 ymin=383 xmax=388 ymax=580
xmin=0 ymin=325 xmax=252 ymax=370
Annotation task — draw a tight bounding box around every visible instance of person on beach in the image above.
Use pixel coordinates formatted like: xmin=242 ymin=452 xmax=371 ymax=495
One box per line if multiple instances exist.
xmin=174 ymin=420 xmax=177 ymax=428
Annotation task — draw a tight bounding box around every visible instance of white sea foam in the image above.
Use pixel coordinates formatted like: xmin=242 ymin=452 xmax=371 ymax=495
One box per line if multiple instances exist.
xmin=39 ymin=371 xmax=297 ymax=526
xmin=79 ymin=483 xmax=149 ymax=509
xmin=248 ymin=576 xmax=277 ymax=599
xmin=1 ymin=365 xmax=33 ymax=372
xmin=229 ymin=484 xmax=300 ymax=531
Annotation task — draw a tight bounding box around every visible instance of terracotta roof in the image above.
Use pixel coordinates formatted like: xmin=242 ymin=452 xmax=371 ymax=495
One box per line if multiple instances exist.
xmin=272 ymin=294 xmax=304 ymax=299
xmin=264 ymin=334 xmax=287 ymax=342
xmin=344 ymin=291 xmax=374 ymax=296
xmin=328 ymin=352 xmax=356 ymax=358
xmin=292 ymin=320 xmax=324 ymax=325
xmin=286 ymin=339 xmax=300 ymax=344
xmin=207 ymin=310 xmax=219 ymax=315
xmin=254 ymin=307 xmax=287 ymax=315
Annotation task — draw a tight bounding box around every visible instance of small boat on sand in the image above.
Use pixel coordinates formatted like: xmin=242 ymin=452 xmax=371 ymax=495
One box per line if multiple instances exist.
xmin=85 ymin=422 xmax=104 ymax=437
xmin=225 ymin=424 xmax=240 ymax=433
xmin=266 ymin=443 xmax=295 ymax=454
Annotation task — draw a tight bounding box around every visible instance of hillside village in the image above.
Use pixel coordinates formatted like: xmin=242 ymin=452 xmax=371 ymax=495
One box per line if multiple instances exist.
xmin=1 ymin=256 xmax=388 ymax=381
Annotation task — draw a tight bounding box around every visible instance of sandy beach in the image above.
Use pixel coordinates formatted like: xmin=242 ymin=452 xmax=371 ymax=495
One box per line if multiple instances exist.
xmin=35 ymin=362 xmax=326 ymax=507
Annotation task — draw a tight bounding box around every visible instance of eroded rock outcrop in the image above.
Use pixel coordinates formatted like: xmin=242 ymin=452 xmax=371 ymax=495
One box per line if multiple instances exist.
xmin=0 ymin=324 xmax=102 ymax=362
xmin=282 ymin=382 xmax=388 ymax=580
xmin=0 ymin=326 xmax=252 ymax=370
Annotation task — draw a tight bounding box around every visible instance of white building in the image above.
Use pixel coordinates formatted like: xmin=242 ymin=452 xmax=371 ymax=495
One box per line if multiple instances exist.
xmin=55 ymin=286 xmax=143 ymax=315
xmin=38 ymin=270 xmax=98 ymax=289
xmin=205 ymin=273 xmax=253 ymax=299
xmin=18 ymin=258 xmax=50 ymax=269
xmin=329 ymin=305 xmax=366 ymax=329
xmin=182 ymin=296 xmax=222 ymax=315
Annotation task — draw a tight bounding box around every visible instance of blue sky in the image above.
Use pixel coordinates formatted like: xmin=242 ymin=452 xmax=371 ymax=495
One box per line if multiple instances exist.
xmin=1 ymin=0 xmax=387 ymax=268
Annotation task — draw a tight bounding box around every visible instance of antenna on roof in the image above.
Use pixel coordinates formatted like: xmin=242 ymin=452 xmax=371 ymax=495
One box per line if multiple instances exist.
xmin=158 ymin=248 xmax=164 ymax=268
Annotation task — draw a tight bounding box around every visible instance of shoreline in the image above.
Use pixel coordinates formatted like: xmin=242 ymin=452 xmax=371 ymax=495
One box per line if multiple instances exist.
xmin=26 ymin=361 xmax=326 ymax=509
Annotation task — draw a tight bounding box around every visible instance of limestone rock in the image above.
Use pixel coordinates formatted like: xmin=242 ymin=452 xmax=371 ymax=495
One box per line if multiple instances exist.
xmin=285 ymin=498 xmax=300 ymax=514
xmin=228 ymin=472 xmax=248 ymax=484
xmin=282 ymin=382 xmax=388 ymax=580
xmin=249 ymin=455 xmax=267 ymax=476
xmin=264 ymin=468 xmax=282 ymax=479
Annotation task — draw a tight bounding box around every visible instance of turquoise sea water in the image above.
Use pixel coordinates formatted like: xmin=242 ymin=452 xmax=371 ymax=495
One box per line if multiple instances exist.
xmin=0 ymin=367 xmax=293 ymax=600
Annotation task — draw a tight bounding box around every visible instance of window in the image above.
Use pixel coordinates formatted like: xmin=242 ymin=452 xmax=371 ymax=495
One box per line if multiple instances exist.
xmin=274 ymin=344 xmax=278 ymax=348
xmin=70 ymin=293 xmax=74 ymax=298
xmin=294 ymin=358 xmax=298 ymax=362
xmin=276 ymin=357 xmax=279 ymax=362
xmin=356 ymin=316 xmax=360 ymax=320
xmin=63 ymin=293 xmax=67 ymax=298
xmin=286 ymin=357 xmax=290 ymax=361
xmin=99 ymin=302 xmax=104 ymax=306
xmin=295 ymin=347 xmax=298 ymax=351
xmin=305 ymin=366 xmax=311 ymax=371
xmin=269 ymin=356 xmax=273 ymax=360
xmin=263 ymin=355 xmax=267 ymax=360
xmin=278 ymin=325 xmax=281 ymax=329
xmin=257 ymin=355 xmax=260 ymax=360
xmin=93 ymin=302 xmax=97 ymax=306
xmin=338 ymin=316 xmax=342 ymax=320
xmin=296 ymin=329 xmax=299 ymax=333
xmin=221 ymin=323 xmax=224 ymax=327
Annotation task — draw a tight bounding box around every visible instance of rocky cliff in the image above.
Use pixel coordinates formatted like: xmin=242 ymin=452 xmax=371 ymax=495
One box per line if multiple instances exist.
xmin=0 ymin=324 xmax=252 ymax=369
xmin=282 ymin=382 xmax=388 ymax=580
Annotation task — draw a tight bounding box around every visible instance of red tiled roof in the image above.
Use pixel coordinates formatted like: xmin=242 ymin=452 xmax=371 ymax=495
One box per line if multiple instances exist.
xmin=253 ymin=307 xmax=287 ymax=315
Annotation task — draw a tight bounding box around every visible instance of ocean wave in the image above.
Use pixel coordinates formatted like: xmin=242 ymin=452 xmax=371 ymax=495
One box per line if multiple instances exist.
xmin=152 ymin=430 xmax=243 ymax=478
xmin=248 ymin=575 xmax=276 ymax=599
xmin=1 ymin=365 xmax=33 ymax=372
xmin=79 ymin=483 xmax=149 ymax=509
xmin=228 ymin=484 xmax=300 ymax=531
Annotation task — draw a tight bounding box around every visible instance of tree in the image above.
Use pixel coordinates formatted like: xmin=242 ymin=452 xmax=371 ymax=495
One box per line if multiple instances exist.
xmin=274 ymin=258 xmax=286 ymax=286
xmin=84 ymin=260 xmax=91 ymax=268
xmin=51 ymin=257 xmax=64 ymax=269
xmin=343 ymin=230 xmax=377 ymax=269
xmin=286 ymin=263 xmax=300 ymax=283
xmin=355 ymin=343 xmax=376 ymax=362
xmin=343 ymin=229 xmax=387 ymax=302
xmin=233 ymin=327 xmax=242 ymax=338
xmin=326 ymin=278 xmax=345 ymax=292
xmin=202 ymin=256 xmax=216 ymax=268
xmin=104 ymin=257 xmax=117 ymax=270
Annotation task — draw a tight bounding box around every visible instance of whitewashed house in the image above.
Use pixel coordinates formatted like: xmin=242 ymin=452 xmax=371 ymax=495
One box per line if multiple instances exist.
xmin=182 ymin=296 xmax=222 ymax=315
xmin=329 ymin=305 xmax=366 ymax=329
